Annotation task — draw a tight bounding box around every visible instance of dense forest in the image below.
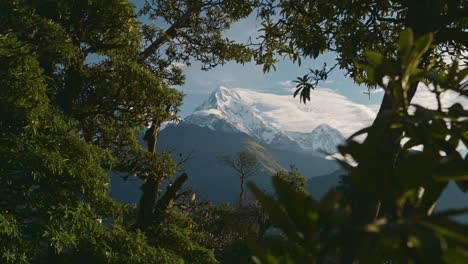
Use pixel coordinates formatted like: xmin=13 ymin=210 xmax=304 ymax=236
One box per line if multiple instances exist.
xmin=1 ymin=0 xmax=467 ymax=263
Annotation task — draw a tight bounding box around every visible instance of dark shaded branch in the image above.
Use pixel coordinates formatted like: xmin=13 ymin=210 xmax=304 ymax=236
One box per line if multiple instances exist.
xmin=154 ymin=173 xmax=189 ymax=216
xmin=139 ymin=11 xmax=193 ymax=61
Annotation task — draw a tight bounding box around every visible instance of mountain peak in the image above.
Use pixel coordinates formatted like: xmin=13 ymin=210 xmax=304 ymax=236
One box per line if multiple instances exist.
xmin=214 ymin=85 xmax=230 ymax=94
xmin=311 ymin=123 xmax=340 ymax=134
xmin=311 ymin=123 xmax=329 ymax=131
xmin=213 ymin=86 xmax=241 ymax=104
xmin=184 ymin=87 xmax=376 ymax=154
xmin=194 ymin=86 xmax=239 ymax=112
xmin=211 ymin=86 xmax=230 ymax=100
xmin=309 ymin=123 xmax=346 ymax=154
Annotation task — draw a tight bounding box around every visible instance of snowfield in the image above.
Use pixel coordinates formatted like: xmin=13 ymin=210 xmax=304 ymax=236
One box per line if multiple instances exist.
xmin=183 ymin=85 xmax=467 ymax=155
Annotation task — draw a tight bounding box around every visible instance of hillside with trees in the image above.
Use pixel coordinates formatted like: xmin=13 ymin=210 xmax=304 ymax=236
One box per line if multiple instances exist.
xmin=1 ymin=0 xmax=466 ymax=263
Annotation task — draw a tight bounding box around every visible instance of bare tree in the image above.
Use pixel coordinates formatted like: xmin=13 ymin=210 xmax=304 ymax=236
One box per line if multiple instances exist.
xmin=219 ymin=151 xmax=260 ymax=207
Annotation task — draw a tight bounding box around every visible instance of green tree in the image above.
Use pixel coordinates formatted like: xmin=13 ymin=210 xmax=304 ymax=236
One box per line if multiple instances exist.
xmin=273 ymin=166 xmax=307 ymax=192
xmin=254 ymin=0 xmax=467 ymax=181
xmin=0 ymin=0 xmax=260 ymax=262
xmin=253 ymin=0 xmax=468 ymax=246
xmin=220 ymin=151 xmax=261 ymax=207
xmin=0 ymin=29 xmax=140 ymax=264
xmin=250 ymin=29 xmax=468 ymax=264
xmin=193 ymin=202 xmax=270 ymax=264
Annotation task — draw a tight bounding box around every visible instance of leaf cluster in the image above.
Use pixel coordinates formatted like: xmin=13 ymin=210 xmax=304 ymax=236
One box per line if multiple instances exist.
xmin=250 ymin=29 xmax=468 ymax=264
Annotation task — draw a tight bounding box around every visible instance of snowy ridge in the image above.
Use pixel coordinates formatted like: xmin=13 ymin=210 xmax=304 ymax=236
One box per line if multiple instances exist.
xmin=289 ymin=124 xmax=346 ymax=154
xmin=183 ymin=85 xmax=467 ymax=155
xmin=182 ymin=85 xmax=468 ymax=155
xmin=184 ymin=86 xmax=375 ymax=154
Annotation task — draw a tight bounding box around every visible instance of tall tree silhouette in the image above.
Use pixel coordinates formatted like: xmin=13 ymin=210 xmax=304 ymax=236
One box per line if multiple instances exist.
xmin=220 ymin=151 xmax=261 ymax=207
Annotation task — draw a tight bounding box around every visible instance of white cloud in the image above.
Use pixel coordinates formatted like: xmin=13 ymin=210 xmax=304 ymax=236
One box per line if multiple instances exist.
xmin=191 ymin=87 xmax=377 ymax=137
xmin=371 ymin=88 xmax=384 ymax=93
xmin=367 ymin=104 xmax=381 ymax=113
xmin=171 ymin=62 xmax=186 ymax=68
xmin=277 ymin=80 xmax=294 ymax=87
xmin=361 ymin=88 xmax=384 ymax=94
xmin=362 ymin=84 xmax=466 ymax=115
xmin=411 ymin=83 xmax=467 ymax=110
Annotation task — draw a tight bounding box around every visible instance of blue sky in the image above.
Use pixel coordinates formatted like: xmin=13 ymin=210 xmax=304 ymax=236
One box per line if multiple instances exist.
xmin=177 ymin=16 xmax=384 ymax=117
xmin=131 ymin=1 xmax=384 ymax=117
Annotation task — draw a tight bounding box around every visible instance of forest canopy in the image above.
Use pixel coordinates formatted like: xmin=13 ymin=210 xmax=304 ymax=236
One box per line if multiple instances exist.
xmin=0 ymin=0 xmax=467 ymax=263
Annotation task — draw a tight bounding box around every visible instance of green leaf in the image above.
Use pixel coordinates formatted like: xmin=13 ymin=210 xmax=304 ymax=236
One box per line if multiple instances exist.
xmin=365 ymin=51 xmax=385 ymax=66
xmin=413 ymin=33 xmax=433 ymax=57
xmin=293 ymin=87 xmax=302 ymax=98
xmin=249 ymin=183 xmax=300 ymax=241
xmin=397 ymin=28 xmax=414 ymax=54
xmin=272 ymin=176 xmax=317 ymax=234
xmin=434 ymin=158 xmax=468 ymax=183
xmin=443 ymin=247 xmax=468 ymax=264
xmin=418 ymin=218 xmax=468 ymax=246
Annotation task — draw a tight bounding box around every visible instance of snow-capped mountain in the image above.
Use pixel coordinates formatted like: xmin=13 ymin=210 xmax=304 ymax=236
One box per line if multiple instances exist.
xmin=183 ymin=86 xmax=376 ymax=154
xmin=288 ymin=124 xmax=346 ymax=154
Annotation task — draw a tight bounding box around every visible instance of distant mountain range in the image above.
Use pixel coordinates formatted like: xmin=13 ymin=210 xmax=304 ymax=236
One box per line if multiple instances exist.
xmin=110 ymin=86 xmax=467 ymax=222
xmin=183 ymin=86 xmax=375 ymax=154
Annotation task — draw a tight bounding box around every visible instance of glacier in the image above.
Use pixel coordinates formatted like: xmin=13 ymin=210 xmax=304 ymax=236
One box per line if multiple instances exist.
xmin=182 ymin=85 xmax=467 ymax=155
xmin=183 ymin=86 xmax=376 ymax=154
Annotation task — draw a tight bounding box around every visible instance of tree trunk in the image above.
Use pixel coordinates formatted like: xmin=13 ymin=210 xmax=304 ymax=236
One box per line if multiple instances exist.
xmin=135 ymin=177 xmax=161 ymax=230
xmin=144 ymin=122 xmax=161 ymax=155
xmin=136 ymin=113 xmax=188 ymax=231
xmin=343 ymin=1 xmax=443 ymax=262
xmin=135 ymin=121 xmax=163 ymax=231
xmin=239 ymin=176 xmax=245 ymax=207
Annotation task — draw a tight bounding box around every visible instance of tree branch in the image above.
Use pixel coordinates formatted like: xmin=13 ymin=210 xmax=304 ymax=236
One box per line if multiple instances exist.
xmin=154 ymin=173 xmax=189 ymax=217
xmin=139 ymin=11 xmax=193 ymax=61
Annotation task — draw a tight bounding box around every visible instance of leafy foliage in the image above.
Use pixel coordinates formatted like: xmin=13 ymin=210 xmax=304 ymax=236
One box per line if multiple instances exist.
xmin=273 ymin=166 xmax=307 ymax=192
xmin=250 ymin=29 xmax=468 ymax=264
xmin=193 ymin=202 xmax=270 ymax=264
xmin=0 ymin=32 xmax=116 ymax=262
xmin=0 ymin=0 xmax=262 ymax=262
xmin=2 ymin=1 xmax=467 ymax=263
xmin=255 ymin=0 xmax=467 ymax=103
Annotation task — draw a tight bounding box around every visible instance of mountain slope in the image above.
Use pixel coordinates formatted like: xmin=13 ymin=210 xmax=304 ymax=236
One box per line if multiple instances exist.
xmin=156 ymin=123 xmax=339 ymax=203
xmin=111 ymin=122 xmax=339 ymax=204
xmin=307 ymin=169 xmax=346 ymax=200
xmin=110 ymin=87 xmax=466 ymax=217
